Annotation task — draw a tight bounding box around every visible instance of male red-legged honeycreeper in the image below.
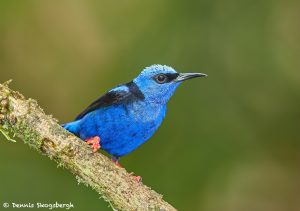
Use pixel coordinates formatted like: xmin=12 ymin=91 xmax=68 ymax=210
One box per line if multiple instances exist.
xmin=62 ymin=64 xmax=207 ymax=167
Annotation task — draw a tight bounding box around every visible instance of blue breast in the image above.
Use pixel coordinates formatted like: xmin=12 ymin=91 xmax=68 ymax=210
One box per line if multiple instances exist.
xmin=78 ymin=101 xmax=167 ymax=157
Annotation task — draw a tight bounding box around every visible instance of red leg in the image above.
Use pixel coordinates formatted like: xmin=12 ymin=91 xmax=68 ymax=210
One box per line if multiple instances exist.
xmin=112 ymin=159 xmax=123 ymax=168
xmin=111 ymin=156 xmax=123 ymax=168
xmin=85 ymin=136 xmax=101 ymax=152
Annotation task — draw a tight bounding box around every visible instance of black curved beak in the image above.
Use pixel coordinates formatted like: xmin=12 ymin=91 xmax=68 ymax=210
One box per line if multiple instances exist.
xmin=174 ymin=73 xmax=207 ymax=82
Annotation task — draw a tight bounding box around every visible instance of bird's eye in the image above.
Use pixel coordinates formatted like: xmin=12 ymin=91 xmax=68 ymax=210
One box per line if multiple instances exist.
xmin=155 ymin=74 xmax=167 ymax=84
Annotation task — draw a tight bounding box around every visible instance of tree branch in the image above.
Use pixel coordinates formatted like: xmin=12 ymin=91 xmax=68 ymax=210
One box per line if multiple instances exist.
xmin=0 ymin=82 xmax=176 ymax=211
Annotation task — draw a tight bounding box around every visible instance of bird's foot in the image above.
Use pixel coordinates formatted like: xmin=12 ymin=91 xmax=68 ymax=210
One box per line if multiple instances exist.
xmin=111 ymin=158 xmax=123 ymax=168
xmin=85 ymin=136 xmax=101 ymax=152
xmin=111 ymin=158 xmax=142 ymax=182
xmin=129 ymin=172 xmax=142 ymax=182
xmin=132 ymin=175 xmax=142 ymax=182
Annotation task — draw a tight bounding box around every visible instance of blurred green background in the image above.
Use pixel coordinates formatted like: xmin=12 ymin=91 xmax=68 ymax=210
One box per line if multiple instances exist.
xmin=0 ymin=1 xmax=300 ymax=211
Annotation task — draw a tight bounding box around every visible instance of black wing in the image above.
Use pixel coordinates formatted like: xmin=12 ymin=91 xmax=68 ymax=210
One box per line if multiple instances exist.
xmin=75 ymin=81 xmax=144 ymax=120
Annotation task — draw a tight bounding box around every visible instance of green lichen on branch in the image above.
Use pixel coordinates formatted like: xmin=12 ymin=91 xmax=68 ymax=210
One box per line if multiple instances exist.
xmin=0 ymin=82 xmax=176 ymax=211
xmin=0 ymin=127 xmax=16 ymax=142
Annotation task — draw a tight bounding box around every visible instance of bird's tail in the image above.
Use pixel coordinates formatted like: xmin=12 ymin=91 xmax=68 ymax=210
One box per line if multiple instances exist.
xmin=61 ymin=120 xmax=81 ymax=136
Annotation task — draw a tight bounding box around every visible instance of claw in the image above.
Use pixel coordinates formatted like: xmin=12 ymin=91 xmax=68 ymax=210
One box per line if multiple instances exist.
xmin=129 ymin=172 xmax=142 ymax=182
xmin=85 ymin=136 xmax=101 ymax=152
xmin=133 ymin=175 xmax=142 ymax=182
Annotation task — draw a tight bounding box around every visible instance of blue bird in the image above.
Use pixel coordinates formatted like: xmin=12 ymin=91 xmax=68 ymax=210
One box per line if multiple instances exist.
xmin=63 ymin=64 xmax=207 ymax=167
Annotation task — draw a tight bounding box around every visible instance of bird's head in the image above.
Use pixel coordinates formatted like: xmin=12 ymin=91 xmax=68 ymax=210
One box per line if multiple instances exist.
xmin=133 ymin=64 xmax=207 ymax=104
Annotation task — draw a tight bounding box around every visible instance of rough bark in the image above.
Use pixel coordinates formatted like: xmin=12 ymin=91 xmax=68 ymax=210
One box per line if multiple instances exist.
xmin=0 ymin=81 xmax=176 ymax=211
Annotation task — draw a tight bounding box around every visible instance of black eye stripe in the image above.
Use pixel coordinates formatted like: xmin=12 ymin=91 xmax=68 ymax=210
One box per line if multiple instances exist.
xmin=164 ymin=73 xmax=179 ymax=82
xmin=153 ymin=73 xmax=179 ymax=84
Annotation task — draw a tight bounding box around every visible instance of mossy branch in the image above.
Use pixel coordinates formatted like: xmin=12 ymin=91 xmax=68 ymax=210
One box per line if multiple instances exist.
xmin=0 ymin=82 xmax=176 ymax=211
